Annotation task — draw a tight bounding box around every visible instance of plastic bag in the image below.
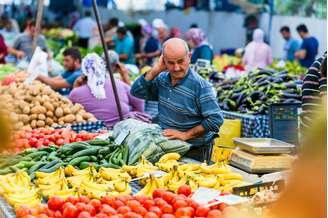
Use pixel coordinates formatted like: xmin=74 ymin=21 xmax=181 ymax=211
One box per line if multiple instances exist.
xmin=214 ymin=119 xmax=241 ymax=148
xmin=25 ymin=47 xmax=48 ymax=84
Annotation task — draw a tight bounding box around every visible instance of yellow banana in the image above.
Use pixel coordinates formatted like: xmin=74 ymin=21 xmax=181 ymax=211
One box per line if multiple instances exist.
xmin=158 ymin=153 xmax=181 ymax=163
xmin=218 ymin=173 xmax=243 ymax=181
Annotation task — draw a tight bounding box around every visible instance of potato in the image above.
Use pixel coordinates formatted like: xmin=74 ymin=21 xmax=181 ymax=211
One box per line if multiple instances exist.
xmin=52 ymin=102 xmax=59 ymax=108
xmin=63 ymin=107 xmax=72 ymax=115
xmin=31 ymin=106 xmax=46 ymax=114
xmin=58 ymin=120 xmax=65 ymax=125
xmin=58 ymin=117 xmax=65 ymax=123
xmin=75 ymin=114 xmax=83 ymax=123
xmin=19 ymin=114 xmax=30 ymax=124
xmin=31 ymin=120 xmax=37 ymax=128
xmin=30 ymin=114 xmax=38 ymax=120
xmin=22 ymin=106 xmax=31 ymax=114
xmin=82 ymin=112 xmax=94 ymax=120
xmin=45 ymin=117 xmax=54 ymax=126
xmin=64 ymin=114 xmax=75 ymax=123
xmin=70 ymin=104 xmax=81 ymax=114
xmin=88 ymin=117 xmax=97 ymax=122
xmin=55 ymin=107 xmax=64 ymax=118
xmin=43 ymin=102 xmax=54 ymax=112
xmin=38 ymin=114 xmax=46 ymax=120
xmin=36 ymin=120 xmax=45 ymax=127
xmin=9 ymin=112 xmax=18 ymax=122
xmin=15 ymin=122 xmax=24 ymax=129
xmin=46 ymin=111 xmax=54 ymax=117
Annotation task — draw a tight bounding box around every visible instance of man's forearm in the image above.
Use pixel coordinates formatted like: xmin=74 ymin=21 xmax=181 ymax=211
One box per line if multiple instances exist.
xmin=38 ymin=76 xmax=70 ymax=89
xmin=184 ymin=125 xmax=206 ymax=140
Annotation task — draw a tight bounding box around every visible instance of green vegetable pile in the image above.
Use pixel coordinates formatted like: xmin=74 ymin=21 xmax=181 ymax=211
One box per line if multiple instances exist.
xmin=216 ymin=68 xmax=302 ymax=115
xmin=0 ymin=139 xmax=128 ymax=177
xmin=0 ymin=64 xmax=17 ymax=80
xmin=269 ymin=60 xmax=307 ymax=75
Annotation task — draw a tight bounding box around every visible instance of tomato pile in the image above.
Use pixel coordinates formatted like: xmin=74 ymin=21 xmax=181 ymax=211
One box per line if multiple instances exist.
xmin=14 ymin=128 xmax=106 ymax=151
xmin=16 ymin=186 xmax=238 ymax=218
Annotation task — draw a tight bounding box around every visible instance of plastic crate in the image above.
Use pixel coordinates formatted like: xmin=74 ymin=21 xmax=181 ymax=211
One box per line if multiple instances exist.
xmin=268 ymin=103 xmax=301 ymax=145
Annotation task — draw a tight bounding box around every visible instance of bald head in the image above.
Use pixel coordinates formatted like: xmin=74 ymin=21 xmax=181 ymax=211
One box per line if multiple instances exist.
xmin=162 ymin=38 xmax=189 ymax=57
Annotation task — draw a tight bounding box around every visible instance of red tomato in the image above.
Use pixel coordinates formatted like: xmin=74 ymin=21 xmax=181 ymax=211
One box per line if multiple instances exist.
xmin=122 ymin=212 xmax=142 ymax=218
xmin=171 ymin=195 xmax=186 ymax=205
xmin=54 ymin=210 xmax=63 ymax=218
xmin=37 ymin=214 xmax=49 ymax=218
xmin=207 ymin=209 xmax=223 ymax=218
xmin=117 ymin=195 xmax=133 ymax=204
xmin=143 ymin=199 xmax=155 ymax=210
xmin=218 ymin=203 xmax=228 ymax=212
xmin=117 ymin=206 xmax=131 ymax=215
xmin=77 ymin=211 xmax=92 ymax=218
xmin=126 ymin=200 xmax=141 ymax=211
xmin=83 ymin=205 xmax=96 ymax=216
xmin=154 ymin=198 xmax=167 ymax=208
xmin=133 ymin=195 xmax=148 ymax=204
xmin=148 ymin=207 xmax=162 ymax=217
xmin=160 ymin=204 xmax=173 ymax=214
xmin=48 ymin=196 xmax=65 ymax=211
xmin=152 ymin=188 xmax=166 ymax=199
xmin=132 ymin=206 xmax=147 ymax=216
xmin=63 ymin=205 xmax=78 ymax=218
xmin=100 ymin=204 xmax=117 ymax=216
xmin=24 ymin=215 xmax=37 ymax=218
xmin=65 ymin=196 xmax=78 ymax=205
xmin=89 ymin=199 xmax=102 ymax=211
xmin=101 ymin=196 xmax=115 ymax=206
xmin=173 ymin=200 xmax=188 ymax=210
xmin=78 ymin=196 xmax=90 ymax=204
xmin=195 ymin=206 xmax=210 ymax=217
xmin=29 ymin=137 xmax=38 ymax=146
xmin=144 ymin=212 xmax=159 ymax=218
xmin=190 ymin=201 xmax=199 ymax=210
xmin=76 ymin=203 xmax=88 ymax=211
xmin=15 ymin=205 xmax=33 ymax=218
xmin=177 ymin=185 xmax=191 ymax=197
xmin=56 ymin=138 xmax=65 ymax=146
xmin=44 ymin=209 xmax=55 ymax=218
xmin=108 ymin=216 xmax=121 ymax=218
xmin=161 ymin=214 xmax=175 ymax=218
xmin=162 ymin=192 xmax=175 ymax=204
xmin=95 ymin=213 xmax=109 ymax=218
xmin=43 ymin=139 xmax=50 ymax=146
xmin=112 ymin=200 xmax=125 ymax=209
xmin=175 ymin=207 xmax=193 ymax=218
xmin=208 ymin=200 xmax=219 ymax=210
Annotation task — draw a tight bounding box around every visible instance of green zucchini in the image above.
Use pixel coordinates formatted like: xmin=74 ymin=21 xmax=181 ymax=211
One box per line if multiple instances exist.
xmin=39 ymin=163 xmax=63 ymax=173
xmin=70 ymin=147 xmax=101 ymax=159
xmin=68 ymin=156 xmax=91 ymax=166
xmin=28 ymin=162 xmax=47 ymax=175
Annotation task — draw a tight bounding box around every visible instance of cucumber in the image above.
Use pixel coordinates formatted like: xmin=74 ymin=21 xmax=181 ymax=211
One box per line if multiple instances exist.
xmin=39 ymin=163 xmax=63 ymax=173
xmin=0 ymin=168 xmax=13 ymax=175
xmin=61 ymin=142 xmax=90 ymax=155
xmin=47 ymin=151 xmax=59 ymax=161
xmin=38 ymin=147 xmax=55 ymax=153
xmin=70 ymin=147 xmax=101 ymax=159
xmin=88 ymin=139 xmax=111 ymax=146
xmin=68 ymin=156 xmax=91 ymax=166
xmin=39 ymin=160 xmax=61 ymax=171
xmin=23 ymin=151 xmax=49 ymax=160
xmin=90 ymin=156 xmax=98 ymax=162
xmin=101 ymin=162 xmax=120 ymax=169
xmin=21 ymin=148 xmax=37 ymax=156
xmin=98 ymin=147 xmax=111 ymax=155
xmin=123 ymin=145 xmax=129 ymax=163
xmin=79 ymin=162 xmax=90 ymax=169
xmin=28 ymin=162 xmax=46 ymax=175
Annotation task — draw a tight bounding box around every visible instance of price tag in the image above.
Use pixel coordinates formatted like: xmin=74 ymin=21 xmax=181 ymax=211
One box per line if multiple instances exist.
xmin=114 ymin=129 xmax=130 ymax=145
xmin=191 ymin=187 xmax=220 ymax=205
xmin=215 ymin=195 xmax=249 ymax=205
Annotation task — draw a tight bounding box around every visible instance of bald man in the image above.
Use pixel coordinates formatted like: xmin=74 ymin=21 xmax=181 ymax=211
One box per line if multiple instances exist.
xmin=131 ymin=38 xmax=223 ymax=161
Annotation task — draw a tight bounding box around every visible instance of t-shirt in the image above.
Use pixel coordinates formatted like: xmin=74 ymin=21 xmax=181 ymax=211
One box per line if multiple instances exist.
xmin=69 ymin=79 xmax=145 ymax=128
xmin=144 ymin=36 xmax=160 ymax=65
xmin=113 ymin=35 xmax=135 ymax=64
xmin=300 ymin=36 xmax=319 ymax=68
xmin=73 ymin=17 xmax=97 ymax=38
xmin=57 ymin=68 xmax=82 ymax=95
xmin=13 ymin=33 xmax=47 ymax=60
xmin=283 ymin=38 xmax=300 ymax=61
xmin=191 ymin=44 xmax=214 ymax=64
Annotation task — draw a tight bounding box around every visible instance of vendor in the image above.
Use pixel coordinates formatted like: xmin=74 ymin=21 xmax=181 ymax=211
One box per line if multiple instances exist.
xmin=131 ymin=38 xmax=223 ymax=161
xmin=36 ymin=47 xmax=82 ymax=95
xmin=69 ymin=53 xmax=150 ymax=129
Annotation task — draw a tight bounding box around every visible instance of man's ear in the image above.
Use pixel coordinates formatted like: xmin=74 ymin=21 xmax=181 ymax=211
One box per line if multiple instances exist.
xmin=188 ymin=51 xmax=192 ymax=59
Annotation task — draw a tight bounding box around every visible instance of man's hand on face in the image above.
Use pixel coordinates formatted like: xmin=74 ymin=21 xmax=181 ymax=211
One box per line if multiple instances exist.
xmin=145 ymin=55 xmax=167 ymax=81
xmin=162 ymin=129 xmax=189 ymax=141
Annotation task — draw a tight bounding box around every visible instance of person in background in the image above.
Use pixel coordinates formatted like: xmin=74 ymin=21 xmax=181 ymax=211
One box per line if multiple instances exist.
xmin=131 ymin=38 xmax=223 ymax=161
xmin=170 ymin=27 xmax=181 ymax=38
xmin=153 ymin=18 xmax=170 ymax=44
xmin=73 ymin=11 xmax=97 ymax=48
xmin=242 ymin=28 xmax=273 ymax=72
xmin=185 ymin=28 xmax=214 ymax=64
xmin=295 ymin=24 xmax=319 ymax=68
xmin=189 ymin=23 xmax=198 ymax=28
xmin=0 ymin=34 xmax=7 ymax=64
xmin=111 ymin=27 xmax=135 ymax=64
xmin=103 ymin=50 xmax=131 ymax=85
xmin=105 ymin=17 xmax=119 ymax=46
xmin=280 ymin=26 xmax=300 ymax=61
xmin=301 ymin=52 xmax=326 ymax=135
xmin=36 ymin=47 xmax=82 ymax=95
xmin=8 ymin=19 xmax=47 ymax=61
xmin=135 ymin=25 xmax=161 ymax=66
xmin=70 ymin=54 xmax=149 ymax=129
xmin=0 ymin=14 xmax=19 ymax=34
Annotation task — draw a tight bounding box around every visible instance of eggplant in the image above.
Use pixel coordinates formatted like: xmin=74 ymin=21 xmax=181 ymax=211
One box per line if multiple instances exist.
xmin=257 ymin=80 xmax=270 ymax=87
xmin=272 ymin=77 xmax=284 ymax=83
xmin=281 ymin=91 xmax=301 ymax=100
xmin=283 ymin=99 xmax=302 ymax=104
xmin=249 ymin=91 xmax=264 ymax=102
xmin=283 ymin=82 xmax=297 ymax=89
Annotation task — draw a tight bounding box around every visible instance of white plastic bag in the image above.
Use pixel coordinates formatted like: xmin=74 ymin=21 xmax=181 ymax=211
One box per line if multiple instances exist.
xmin=25 ymin=47 xmax=48 ymax=84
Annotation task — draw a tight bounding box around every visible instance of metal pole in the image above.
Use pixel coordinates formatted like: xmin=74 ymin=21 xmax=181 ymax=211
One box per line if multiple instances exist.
xmin=91 ymin=0 xmax=124 ymax=121
xmin=32 ymin=0 xmax=44 ymax=53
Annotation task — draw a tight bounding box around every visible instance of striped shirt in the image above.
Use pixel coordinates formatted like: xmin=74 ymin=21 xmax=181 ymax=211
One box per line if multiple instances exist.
xmin=301 ymin=52 xmax=327 ymax=132
xmin=131 ymin=68 xmax=224 ymax=147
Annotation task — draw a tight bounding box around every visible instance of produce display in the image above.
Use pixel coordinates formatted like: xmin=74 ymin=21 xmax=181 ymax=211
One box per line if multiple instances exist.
xmin=212 ymin=54 xmax=242 ymax=72
xmin=16 ymin=189 xmax=239 ymax=218
xmin=0 ymin=81 xmax=97 ymax=130
xmin=216 ymin=68 xmax=302 ymax=114
xmin=0 ymin=64 xmax=17 ymax=81
xmin=269 ymin=60 xmax=307 ymax=76
xmin=124 ymin=153 xmax=248 ymax=194
xmin=44 ymin=28 xmax=76 ymax=40
xmin=0 ymin=139 xmax=128 ymax=176
xmin=13 ymin=128 xmax=106 ymax=152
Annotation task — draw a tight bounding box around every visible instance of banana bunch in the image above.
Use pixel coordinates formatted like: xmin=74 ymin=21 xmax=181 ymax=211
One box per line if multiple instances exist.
xmin=123 ymin=156 xmax=158 ymax=179
xmin=98 ymin=167 xmax=131 ymax=181
xmin=215 ymin=173 xmax=249 ymax=193
xmin=156 ymin=153 xmax=181 ymax=172
xmin=199 ymin=162 xmax=231 ymax=174
xmin=160 ymin=166 xmax=187 ymax=193
xmin=136 ymin=175 xmax=163 ymax=197
xmin=0 ymin=171 xmax=41 ymax=208
xmin=79 ymin=179 xmax=113 ymax=199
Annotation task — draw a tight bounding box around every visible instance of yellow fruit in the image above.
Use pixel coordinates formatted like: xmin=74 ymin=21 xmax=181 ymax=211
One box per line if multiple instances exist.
xmin=158 ymin=153 xmax=181 ymax=163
